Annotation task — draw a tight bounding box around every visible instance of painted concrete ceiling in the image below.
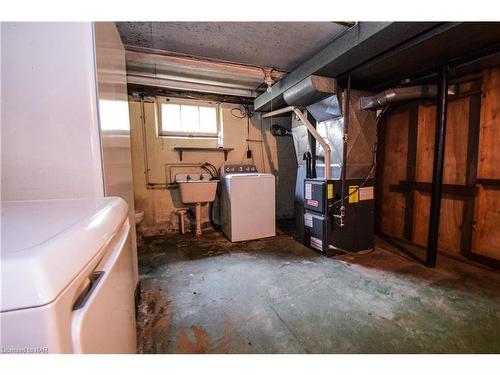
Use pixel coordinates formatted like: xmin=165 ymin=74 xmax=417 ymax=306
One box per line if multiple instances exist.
xmin=115 ymin=22 xmax=348 ymax=72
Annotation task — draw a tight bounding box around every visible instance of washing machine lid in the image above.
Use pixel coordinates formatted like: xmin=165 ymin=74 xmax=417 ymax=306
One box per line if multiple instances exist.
xmin=0 ymin=197 xmax=128 ymax=312
xmin=223 ymin=173 xmax=275 ymax=180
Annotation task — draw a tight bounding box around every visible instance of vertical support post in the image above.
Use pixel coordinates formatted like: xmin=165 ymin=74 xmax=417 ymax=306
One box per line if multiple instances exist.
xmin=374 ymin=112 xmax=387 ymax=235
xmin=403 ymin=102 xmax=419 ymax=241
xmin=426 ymin=65 xmax=449 ymax=267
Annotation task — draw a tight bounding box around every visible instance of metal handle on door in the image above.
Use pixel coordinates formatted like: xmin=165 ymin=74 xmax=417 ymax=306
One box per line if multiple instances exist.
xmin=72 ymin=271 xmax=105 ymax=311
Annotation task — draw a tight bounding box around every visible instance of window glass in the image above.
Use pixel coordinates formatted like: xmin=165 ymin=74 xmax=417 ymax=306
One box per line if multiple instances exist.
xmin=161 ymin=104 xmax=181 ymax=132
xmin=160 ymin=101 xmax=218 ymax=136
xmin=180 ymin=105 xmax=200 ymax=133
xmin=199 ymin=106 xmax=217 ymax=133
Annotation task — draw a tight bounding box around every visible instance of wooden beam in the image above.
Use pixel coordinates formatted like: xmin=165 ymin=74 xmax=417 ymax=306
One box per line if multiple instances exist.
xmin=127 ymin=84 xmax=255 ymax=105
xmin=389 ymin=180 xmax=478 ymax=197
xmin=377 ymin=233 xmax=500 ymax=271
xmin=477 ymin=178 xmax=500 ymax=190
xmin=127 ymin=75 xmax=257 ymax=98
xmin=465 ymin=253 xmax=500 ymax=269
xmin=376 ymin=233 xmax=425 ymax=265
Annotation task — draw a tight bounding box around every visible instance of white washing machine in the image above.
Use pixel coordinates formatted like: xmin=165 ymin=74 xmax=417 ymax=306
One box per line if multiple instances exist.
xmin=220 ymin=164 xmax=276 ymax=242
xmin=0 ymin=197 xmax=137 ymax=353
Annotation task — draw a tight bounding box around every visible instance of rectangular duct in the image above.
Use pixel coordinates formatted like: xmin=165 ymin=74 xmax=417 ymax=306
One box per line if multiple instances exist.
xmin=283 ymin=75 xmax=337 ymax=107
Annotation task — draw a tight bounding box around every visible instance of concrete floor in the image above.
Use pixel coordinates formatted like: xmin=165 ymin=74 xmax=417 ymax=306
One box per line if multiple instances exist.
xmin=136 ymin=226 xmax=500 ymax=354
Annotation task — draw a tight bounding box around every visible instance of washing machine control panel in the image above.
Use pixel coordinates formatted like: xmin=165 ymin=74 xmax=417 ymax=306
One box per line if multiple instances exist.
xmin=222 ymin=164 xmax=258 ymax=175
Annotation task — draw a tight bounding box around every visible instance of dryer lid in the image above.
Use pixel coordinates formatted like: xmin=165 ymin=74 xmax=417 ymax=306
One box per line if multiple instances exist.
xmin=1 ymin=197 xmax=129 ymax=312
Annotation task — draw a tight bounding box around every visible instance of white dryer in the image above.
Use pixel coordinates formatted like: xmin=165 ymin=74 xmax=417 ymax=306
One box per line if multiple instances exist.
xmin=220 ymin=164 xmax=276 ymax=242
xmin=0 ymin=197 xmax=137 ymax=353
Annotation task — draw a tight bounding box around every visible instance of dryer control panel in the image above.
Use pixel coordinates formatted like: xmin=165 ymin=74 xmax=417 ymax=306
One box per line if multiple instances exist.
xmin=221 ymin=164 xmax=258 ymax=176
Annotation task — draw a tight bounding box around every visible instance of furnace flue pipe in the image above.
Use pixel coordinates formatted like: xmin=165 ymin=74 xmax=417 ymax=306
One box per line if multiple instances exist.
xmin=426 ymin=66 xmax=449 ymax=268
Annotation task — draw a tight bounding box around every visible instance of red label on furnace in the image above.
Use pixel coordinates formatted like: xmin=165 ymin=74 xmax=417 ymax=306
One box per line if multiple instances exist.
xmin=307 ymin=199 xmax=319 ymax=207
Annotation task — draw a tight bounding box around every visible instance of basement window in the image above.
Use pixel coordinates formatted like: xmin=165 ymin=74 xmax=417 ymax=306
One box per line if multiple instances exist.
xmin=157 ymin=97 xmax=220 ymax=138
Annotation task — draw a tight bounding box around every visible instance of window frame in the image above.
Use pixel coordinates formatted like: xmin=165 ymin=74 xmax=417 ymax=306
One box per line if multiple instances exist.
xmin=156 ymin=97 xmax=221 ymax=138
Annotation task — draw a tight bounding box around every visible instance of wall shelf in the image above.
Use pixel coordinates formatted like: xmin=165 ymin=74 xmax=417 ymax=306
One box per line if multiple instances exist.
xmin=173 ymin=147 xmax=234 ymax=161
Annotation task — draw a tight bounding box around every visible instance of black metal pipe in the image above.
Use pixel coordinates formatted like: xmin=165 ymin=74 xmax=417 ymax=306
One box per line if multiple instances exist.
xmin=303 ymin=152 xmax=312 ymax=178
xmin=307 ymin=112 xmax=317 ymax=178
xmin=426 ymin=65 xmax=449 ymax=267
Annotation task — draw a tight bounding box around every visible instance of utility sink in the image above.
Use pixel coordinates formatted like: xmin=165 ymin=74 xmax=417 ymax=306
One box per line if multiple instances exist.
xmin=175 ymin=173 xmax=218 ymax=204
xmin=175 ymin=173 xmax=219 ymax=236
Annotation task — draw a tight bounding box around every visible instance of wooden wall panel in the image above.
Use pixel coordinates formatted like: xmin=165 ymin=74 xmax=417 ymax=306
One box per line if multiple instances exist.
xmin=409 ymin=96 xmax=469 ymax=255
xmin=474 ymin=187 xmax=500 ymax=259
xmin=439 ymin=198 xmax=465 ymax=253
xmin=414 ymin=104 xmax=436 ymax=183
xmin=478 ymin=68 xmax=500 ymax=179
xmin=474 ymin=67 xmax=500 ymax=260
xmin=414 ymin=97 xmax=470 ymax=183
xmin=439 ymin=97 xmax=469 ymax=254
xmin=412 ymin=193 xmax=429 ymax=247
xmin=377 ymin=66 xmax=500 ymax=265
xmin=412 ymin=104 xmax=434 ymax=246
xmin=413 ymin=195 xmax=464 ymax=253
xmin=413 ymin=193 xmax=464 ymax=254
xmin=443 ymin=98 xmax=470 ymax=185
xmin=379 ymin=109 xmax=408 ymax=238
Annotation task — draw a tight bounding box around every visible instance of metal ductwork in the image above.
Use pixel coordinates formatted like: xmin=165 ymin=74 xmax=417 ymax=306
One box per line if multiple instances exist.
xmin=253 ymin=22 xmax=444 ymax=111
xmin=306 ymin=95 xmax=342 ymax=122
xmin=282 ymin=75 xmax=341 ymax=123
xmin=125 ymin=50 xmax=286 ymax=98
xmin=283 ymin=75 xmax=337 ymax=107
xmin=263 ymin=75 xmax=339 ymax=181
xmin=360 ymin=84 xmax=457 ymax=110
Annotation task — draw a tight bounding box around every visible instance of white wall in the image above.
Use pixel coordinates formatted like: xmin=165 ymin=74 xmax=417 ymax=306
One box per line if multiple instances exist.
xmin=1 ymin=23 xmax=104 ymax=201
xmin=94 ymin=22 xmax=138 ymax=281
